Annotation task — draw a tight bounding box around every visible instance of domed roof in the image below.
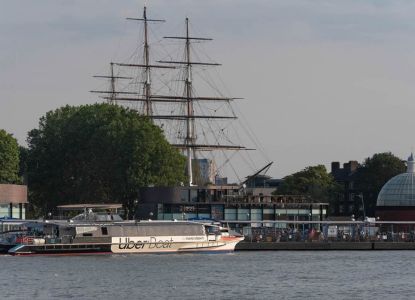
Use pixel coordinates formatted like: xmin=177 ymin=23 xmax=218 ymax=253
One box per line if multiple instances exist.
xmin=377 ymin=154 xmax=415 ymax=207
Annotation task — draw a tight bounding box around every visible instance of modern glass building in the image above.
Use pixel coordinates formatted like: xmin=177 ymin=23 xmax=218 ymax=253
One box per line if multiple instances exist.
xmin=137 ymin=186 xmax=328 ymax=229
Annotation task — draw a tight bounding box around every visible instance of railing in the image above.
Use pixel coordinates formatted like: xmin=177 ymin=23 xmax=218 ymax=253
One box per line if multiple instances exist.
xmin=243 ymin=228 xmax=415 ymax=243
xmin=222 ymin=220 xmax=415 ymax=243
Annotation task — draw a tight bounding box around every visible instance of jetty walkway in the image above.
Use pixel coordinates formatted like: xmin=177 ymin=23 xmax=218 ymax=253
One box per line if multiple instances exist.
xmin=236 ymin=241 xmax=415 ymax=251
xmin=228 ymin=220 xmax=415 ymax=251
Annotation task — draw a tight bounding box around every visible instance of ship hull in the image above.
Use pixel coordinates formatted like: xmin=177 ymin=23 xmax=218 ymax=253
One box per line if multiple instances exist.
xmin=8 ymin=238 xmax=243 ymax=256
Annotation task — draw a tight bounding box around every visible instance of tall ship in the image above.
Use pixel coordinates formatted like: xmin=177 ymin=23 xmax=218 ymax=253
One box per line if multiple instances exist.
xmin=91 ymin=6 xmax=255 ymax=188
xmin=6 ymin=204 xmax=243 ymax=255
xmin=89 ymin=6 xmax=284 ymax=226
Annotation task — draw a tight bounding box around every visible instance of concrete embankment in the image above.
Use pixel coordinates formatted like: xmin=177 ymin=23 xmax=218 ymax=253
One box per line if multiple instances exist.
xmin=235 ymin=241 xmax=415 ymax=251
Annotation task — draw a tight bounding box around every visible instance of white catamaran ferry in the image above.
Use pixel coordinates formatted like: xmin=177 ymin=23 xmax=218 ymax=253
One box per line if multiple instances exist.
xmin=8 ymin=209 xmax=243 ymax=255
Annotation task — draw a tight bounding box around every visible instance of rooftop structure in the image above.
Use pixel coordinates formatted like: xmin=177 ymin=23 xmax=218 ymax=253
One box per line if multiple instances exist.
xmin=377 ymin=154 xmax=415 ymax=207
xmin=376 ymin=153 xmax=415 ymax=221
xmin=137 ymin=186 xmax=328 ymax=229
xmin=0 ymin=184 xmax=27 ymax=219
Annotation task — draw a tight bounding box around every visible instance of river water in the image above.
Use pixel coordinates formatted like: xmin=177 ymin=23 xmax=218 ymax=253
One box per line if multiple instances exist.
xmin=0 ymin=251 xmax=414 ymax=299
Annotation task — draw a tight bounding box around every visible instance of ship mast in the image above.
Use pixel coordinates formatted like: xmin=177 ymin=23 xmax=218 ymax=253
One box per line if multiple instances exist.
xmin=160 ymin=18 xmax=249 ymax=186
xmin=185 ymin=18 xmax=195 ymax=185
xmin=110 ymin=62 xmax=116 ymax=104
xmin=142 ymin=6 xmax=152 ymax=116
xmin=91 ymin=6 xmax=171 ymax=115
xmin=92 ymin=62 xmax=132 ymax=104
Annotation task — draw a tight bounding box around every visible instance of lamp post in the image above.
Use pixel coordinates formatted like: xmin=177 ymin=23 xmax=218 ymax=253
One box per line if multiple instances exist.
xmin=308 ymin=212 xmax=312 ymax=230
xmin=357 ymin=193 xmax=366 ymax=220
xmin=246 ymin=213 xmax=251 ymax=239
xmin=309 ymin=211 xmax=314 ymax=241
xmin=277 ymin=213 xmax=280 ymax=229
xmin=133 ymin=199 xmax=139 ymax=219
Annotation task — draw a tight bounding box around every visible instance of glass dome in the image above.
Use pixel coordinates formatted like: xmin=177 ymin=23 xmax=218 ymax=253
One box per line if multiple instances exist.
xmin=377 ymin=154 xmax=415 ymax=207
xmin=377 ymin=173 xmax=415 ymax=206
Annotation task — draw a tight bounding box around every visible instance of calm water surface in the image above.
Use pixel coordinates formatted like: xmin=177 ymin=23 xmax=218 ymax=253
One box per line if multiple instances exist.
xmin=1 ymin=251 xmax=414 ymax=300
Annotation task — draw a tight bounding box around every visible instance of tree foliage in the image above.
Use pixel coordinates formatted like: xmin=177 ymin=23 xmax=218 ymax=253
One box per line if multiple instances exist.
xmin=27 ymin=103 xmax=186 ymax=217
xmin=354 ymin=152 xmax=406 ymax=216
xmin=277 ymin=165 xmax=342 ymax=203
xmin=0 ymin=129 xmax=20 ymax=184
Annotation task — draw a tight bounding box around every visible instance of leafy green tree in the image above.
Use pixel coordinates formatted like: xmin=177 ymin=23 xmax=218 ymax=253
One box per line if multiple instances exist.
xmin=354 ymin=152 xmax=405 ymax=216
xmin=277 ymin=165 xmax=342 ymax=204
xmin=27 ymin=103 xmax=186 ymax=218
xmin=0 ymin=129 xmax=20 ymax=184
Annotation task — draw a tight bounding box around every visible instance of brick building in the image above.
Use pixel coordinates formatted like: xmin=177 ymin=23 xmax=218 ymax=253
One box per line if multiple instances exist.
xmin=330 ymin=161 xmax=364 ymax=217
xmin=0 ymin=184 xmax=28 ymax=219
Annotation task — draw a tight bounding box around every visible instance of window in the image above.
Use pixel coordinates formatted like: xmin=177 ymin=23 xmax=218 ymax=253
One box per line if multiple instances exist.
xmin=101 ymin=227 xmax=108 ymax=235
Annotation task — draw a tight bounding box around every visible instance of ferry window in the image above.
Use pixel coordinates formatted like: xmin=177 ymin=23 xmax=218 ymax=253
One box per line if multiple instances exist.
xmin=82 ymin=233 xmax=93 ymax=237
xmin=101 ymin=227 xmax=108 ymax=235
xmin=207 ymin=226 xmax=219 ymax=234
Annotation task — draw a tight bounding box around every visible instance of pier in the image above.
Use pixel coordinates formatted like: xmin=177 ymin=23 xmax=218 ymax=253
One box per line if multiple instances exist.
xmin=227 ymin=220 xmax=415 ymax=250
xmin=236 ymin=242 xmax=415 ymax=251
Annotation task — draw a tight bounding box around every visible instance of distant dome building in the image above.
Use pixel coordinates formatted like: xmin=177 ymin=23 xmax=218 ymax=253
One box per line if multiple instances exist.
xmin=376 ymin=153 xmax=415 ymax=221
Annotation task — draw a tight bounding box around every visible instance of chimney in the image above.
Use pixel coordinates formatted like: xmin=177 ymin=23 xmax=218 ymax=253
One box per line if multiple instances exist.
xmin=331 ymin=162 xmax=340 ymax=173
xmin=349 ymin=161 xmax=358 ymax=172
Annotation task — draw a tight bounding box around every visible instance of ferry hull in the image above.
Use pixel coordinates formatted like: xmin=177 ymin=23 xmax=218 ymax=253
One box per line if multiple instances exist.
xmin=8 ymin=238 xmax=243 ymax=256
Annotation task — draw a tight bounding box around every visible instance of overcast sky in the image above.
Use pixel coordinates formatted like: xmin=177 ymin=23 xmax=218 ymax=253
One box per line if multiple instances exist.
xmin=2 ymin=0 xmax=415 ymax=179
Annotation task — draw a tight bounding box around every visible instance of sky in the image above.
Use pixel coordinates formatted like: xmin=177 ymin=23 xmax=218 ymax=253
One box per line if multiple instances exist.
xmin=2 ymin=0 xmax=415 ymax=180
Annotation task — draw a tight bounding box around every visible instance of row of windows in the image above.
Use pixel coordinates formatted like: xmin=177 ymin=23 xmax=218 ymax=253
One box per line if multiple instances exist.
xmin=0 ymin=204 xmax=25 ymax=219
xmin=157 ymin=207 xmax=326 ymax=221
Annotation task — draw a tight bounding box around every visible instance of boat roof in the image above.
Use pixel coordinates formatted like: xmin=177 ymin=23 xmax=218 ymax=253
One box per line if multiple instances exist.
xmin=57 ymin=204 xmax=122 ymax=210
xmin=34 ymin=220 xmax=217 ymax=228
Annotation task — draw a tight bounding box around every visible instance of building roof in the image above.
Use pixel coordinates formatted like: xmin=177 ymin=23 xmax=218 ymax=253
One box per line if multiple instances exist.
xmin=331 ymin=161 xmax=358 ymax=182
xmin=0 ymin=184 xmax=28 ymax=204
xmin=57 ymin=204 xmax=122 ymax=210
xmin=377 ymin=154 xmax=415 ymax=207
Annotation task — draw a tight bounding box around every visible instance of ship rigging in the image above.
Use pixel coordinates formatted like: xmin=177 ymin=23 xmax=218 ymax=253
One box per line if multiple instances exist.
xmin=92 ymin=7 xmax=268 ymax=186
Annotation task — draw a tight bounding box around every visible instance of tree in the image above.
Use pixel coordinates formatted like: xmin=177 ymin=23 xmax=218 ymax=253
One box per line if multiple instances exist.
xmin=276 ymin=165 xmax=342 ymax=204
xmin=354 ymin=152 xmax=405 ymax=217
xmin=0 ymin=129 xmax=20 ymax=184
xmin=27 ymin=103 xmax=187 ymax=218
